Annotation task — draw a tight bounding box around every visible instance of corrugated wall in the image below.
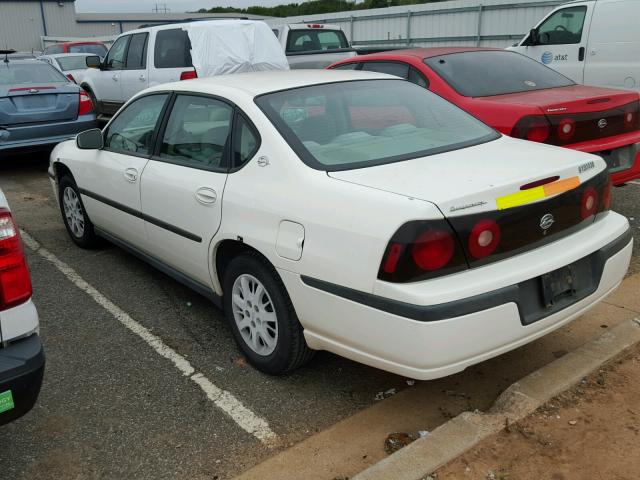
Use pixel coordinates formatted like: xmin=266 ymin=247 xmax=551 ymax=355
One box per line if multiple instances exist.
xmin=0 ymin=2 xmax=46 ymax=52
xmin=268 ymin=0 xmax=565 ymax=48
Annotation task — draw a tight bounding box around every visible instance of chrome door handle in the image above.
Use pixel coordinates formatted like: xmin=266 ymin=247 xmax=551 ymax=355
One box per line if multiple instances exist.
xmin=195 ymin=187 xmax=217 ymax=205
xmin=124 ymin=167 xmax=138 ymax=183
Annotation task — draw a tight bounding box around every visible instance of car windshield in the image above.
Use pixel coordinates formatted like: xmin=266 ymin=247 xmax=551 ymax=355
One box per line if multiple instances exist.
xmin=0 ymin=62 xmax=68 ymax=86
xmin=424 ymin=50 xmax=575 ymax=97
xmin=69 ymin=44 xmax=107 ymax=56
xmin=56 ymin=56 xmax=89 ymax=71
xmin=256 ymin=79 xmax=498 ymax=171
xmin=286 ymin=29 xmax=349 ymax=53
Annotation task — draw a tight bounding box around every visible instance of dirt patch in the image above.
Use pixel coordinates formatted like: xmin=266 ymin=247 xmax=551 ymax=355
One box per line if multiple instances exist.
xmin=435 ymin=346 xmax=640 ymax=480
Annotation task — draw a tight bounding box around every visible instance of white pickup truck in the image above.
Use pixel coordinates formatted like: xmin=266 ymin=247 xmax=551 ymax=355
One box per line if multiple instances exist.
xmin=272 ymin=23 xmax=357 ymax=69
xmin=0 ymin=189 xmax=44 ymax=425
xmin=80 ymin=19 xmax=288 ymax=117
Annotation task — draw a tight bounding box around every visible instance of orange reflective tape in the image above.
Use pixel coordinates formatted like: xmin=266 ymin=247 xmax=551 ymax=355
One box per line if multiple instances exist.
xmin=543 ymin=176 xmax=581 ymax=197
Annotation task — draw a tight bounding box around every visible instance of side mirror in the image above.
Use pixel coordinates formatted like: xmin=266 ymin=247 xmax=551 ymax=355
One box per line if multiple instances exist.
xmin=76 ymin=129 xmax=103 ymax=150
xmin=86 ymin=55 xmax=101 ymax=69
xmin=529 ymin=28 xmax=540 ymax=46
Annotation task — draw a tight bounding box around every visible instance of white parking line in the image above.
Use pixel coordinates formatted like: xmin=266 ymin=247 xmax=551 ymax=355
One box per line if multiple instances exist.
xmin=20 ymin=229 xmax=278 ymax=446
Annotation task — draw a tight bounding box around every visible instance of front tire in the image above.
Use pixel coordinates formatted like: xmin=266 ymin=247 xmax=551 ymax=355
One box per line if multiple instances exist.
xmin=223 ymin=253 xmax=314 ymax=375
xmin=58 ymin=176 xmax=99 ymax=248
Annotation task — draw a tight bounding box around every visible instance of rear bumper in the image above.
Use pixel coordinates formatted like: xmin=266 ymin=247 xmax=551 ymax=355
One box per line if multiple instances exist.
xmin=0 ymin=115 xmax=97 ymax=153
xmin=568 ymin=132 xmax=640 ymax=185
xmin=0 ymin=334 xmax=45 ymax=425
xmin=282 ymin=212 xmax=632 ymax=380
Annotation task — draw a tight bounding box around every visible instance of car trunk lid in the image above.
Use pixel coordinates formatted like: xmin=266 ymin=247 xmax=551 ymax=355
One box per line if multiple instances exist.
xmin=0 ymin=83 xmax=79 ymax=126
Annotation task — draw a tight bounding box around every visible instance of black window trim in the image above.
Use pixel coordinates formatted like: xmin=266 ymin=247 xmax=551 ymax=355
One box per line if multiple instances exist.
xmin=254 ymin=78 xmax=500 ymax=172
xmin=102 ymin=91 xmax=172 ymax=159
xmin=124 ymin=32 xmax=149 ymax=71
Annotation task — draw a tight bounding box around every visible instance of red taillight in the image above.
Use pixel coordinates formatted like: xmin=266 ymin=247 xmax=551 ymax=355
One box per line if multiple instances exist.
xmin=0 ymin=210 xmax=32 ymax=311
xmin=180 ymin=70 xmax=197 ymax=81
xmin=382 ymin=243 xmax=404 ymax=274
xmin=581 ymin=187 xmax=599 ymax=219
xmin=623 ymin=102 xmax=639 ymax=130
xmin=411 ymin=230 xmax=455 ymax=271
xmin=78 ymin=89 xmax=94 ymax=116
xmin=602 ymin=178 xmax=612 ymax=210
xmin=66 ymin=73 xmax=76 ymax=83
xmin=307 ymin=24 xmax=324 ymax=28
xmin=557 ymin=118 xmax=576 ymax=141
xmin=468 ymin=219 xmax=501 ymax=259
xmin=512 ymin=116 xmax=551 ymax=143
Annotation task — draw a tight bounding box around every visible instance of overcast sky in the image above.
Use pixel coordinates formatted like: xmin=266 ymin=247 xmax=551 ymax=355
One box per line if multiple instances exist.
xmin=75 ymin=0 xmax=284 ymax=12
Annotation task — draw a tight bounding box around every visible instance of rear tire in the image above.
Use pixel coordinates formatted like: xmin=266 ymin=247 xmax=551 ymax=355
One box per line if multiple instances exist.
xmin=58 ymin=176 xmax=99 ymax=248
xmin=223 ymin=252 xmax=314 ymax=375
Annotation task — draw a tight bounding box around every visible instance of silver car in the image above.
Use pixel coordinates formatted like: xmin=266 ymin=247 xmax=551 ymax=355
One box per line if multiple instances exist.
xmin=0 ymin=57 xmax=97 ymax=155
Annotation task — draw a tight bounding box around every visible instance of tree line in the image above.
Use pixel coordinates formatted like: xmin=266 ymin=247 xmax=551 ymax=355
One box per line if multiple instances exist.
xmin=197 ymin=0 xmax=448 ymax=18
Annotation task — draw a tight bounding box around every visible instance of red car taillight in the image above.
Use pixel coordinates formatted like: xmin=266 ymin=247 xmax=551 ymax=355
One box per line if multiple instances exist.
xmin=468 ymin=219 xmax=501 ymax=259
xmin=557 ymin=118 xmax=576 ymax=142
xmin=180 ymin=70 xmax=197 ymax=81
xmin=66 ymin=73 xmax=77 ymax=83
xmin=0 ymin=209 xmax=32 ymax=311
xmin=580 ymin=186 xmax=599 ymax=220
xmin=623 ymin=101 xmax=640 ymax=131
xmin=511 ymin=115 xmax=551 ymax=143
xmin=78 ymin=89 xmax=94 ymax=116
xmin=378 ymin=220 xmax=468 ymax=283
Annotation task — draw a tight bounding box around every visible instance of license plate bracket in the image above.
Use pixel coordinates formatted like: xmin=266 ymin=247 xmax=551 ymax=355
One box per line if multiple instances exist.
xmin=540 ymin=265 xmax=576 ymax=308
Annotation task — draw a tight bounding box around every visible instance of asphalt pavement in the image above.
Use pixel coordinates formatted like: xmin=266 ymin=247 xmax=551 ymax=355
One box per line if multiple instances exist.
xmin=0 ymin=152 xmax=638 ymax=479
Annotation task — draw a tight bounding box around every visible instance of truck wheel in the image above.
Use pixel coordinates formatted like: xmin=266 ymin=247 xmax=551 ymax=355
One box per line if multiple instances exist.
xmin=223 ymin=252 xmax=314 ymax=375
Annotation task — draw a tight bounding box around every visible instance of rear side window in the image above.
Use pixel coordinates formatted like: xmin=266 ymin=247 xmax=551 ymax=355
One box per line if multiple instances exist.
xmin=44 ymin=45 xmax=64 ymax=54
xmin=361 ymin=62 xmax=409 ymax=79
xmin=154 ymin=29 xmax=192 ymax=69
xmin=126 ymin=33 xmax=148 ymax=69
xmin=69 ymin=44 xmax=108 ymax=56
xmin=105 ymin=94 xmax=168 ymax=156
xmin=159 ymin=95 xmax=232 ymax=170
xmin=425 ymin=50 xmax=574 ymax=97
xmin=287 ymin=29 xmax=349 ymax=53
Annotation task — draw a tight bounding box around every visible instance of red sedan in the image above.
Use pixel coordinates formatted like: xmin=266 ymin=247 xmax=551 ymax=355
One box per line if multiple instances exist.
xmin=329 ymin=48 xmax=640 ymax=186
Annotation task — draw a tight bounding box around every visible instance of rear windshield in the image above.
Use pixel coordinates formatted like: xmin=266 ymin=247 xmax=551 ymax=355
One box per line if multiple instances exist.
xmin=0 ymin=62 xmax=67 ymax=86
xmin=56 ymin=56 xmax=89 ymax=71
xmin=69 ymin=44 xmax=107 ymax=56
xmin=286 ymin=29 xmax=349 ymax=53
xmin=154 ymin=29 xmax=192 ymax=68
xmin=424 ymin=50 xmax=575 ymax=97
xmin=256 ymin=79 xmax=498 ymax=171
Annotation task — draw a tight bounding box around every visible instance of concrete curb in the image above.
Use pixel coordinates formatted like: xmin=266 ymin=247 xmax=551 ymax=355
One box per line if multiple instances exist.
xmin=353 ymin=317 xmax=640 ymax=480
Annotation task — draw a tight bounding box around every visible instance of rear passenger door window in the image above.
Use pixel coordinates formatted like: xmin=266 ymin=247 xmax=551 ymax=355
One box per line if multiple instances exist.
xmin=154 ymin=29 xmax=192 ymax=69
xmin=408 ymin=68 xmax=429 ymax=88
xmin=159 ymin=95 xmax=232 ymax=170
xmin=126 ymin=33 xmax=148 ymax=70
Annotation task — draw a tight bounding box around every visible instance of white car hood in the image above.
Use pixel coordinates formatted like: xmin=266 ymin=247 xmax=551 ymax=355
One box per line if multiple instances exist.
xmin=328 ymin=136 xmax=606 ymax=217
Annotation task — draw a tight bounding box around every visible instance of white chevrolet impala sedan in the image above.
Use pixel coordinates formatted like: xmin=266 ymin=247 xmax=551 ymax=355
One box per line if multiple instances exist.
xmin=49 ymin=70 xmax=632 ymax=380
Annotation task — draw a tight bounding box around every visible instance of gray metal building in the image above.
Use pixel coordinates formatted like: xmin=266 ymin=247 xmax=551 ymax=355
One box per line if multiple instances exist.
xmin=0 ymin=0 xmax=267 ymax=52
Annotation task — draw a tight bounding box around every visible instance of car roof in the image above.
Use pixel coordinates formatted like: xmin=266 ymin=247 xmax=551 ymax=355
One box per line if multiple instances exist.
xmin=1 ymin=59 xmax=45 ymax=66
xmin=125 ymin=19 xmax=267 ymax=36
xmin=147 ymin=69 xmax=395 ymax=97
xmin=346 ymin=47 xmax=504 ymax=61
xmin=41 ymin=53 xmax=92 ymax=58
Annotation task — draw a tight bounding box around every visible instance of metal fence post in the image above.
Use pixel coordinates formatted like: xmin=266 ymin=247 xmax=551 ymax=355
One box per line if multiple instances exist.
xmin=476 ymin=4 xmax=484 ymax=46
xmin=406 ymin=11 xmax=412 ymax=45
xmin=350 ymin=15 xmax=355 ymax=44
